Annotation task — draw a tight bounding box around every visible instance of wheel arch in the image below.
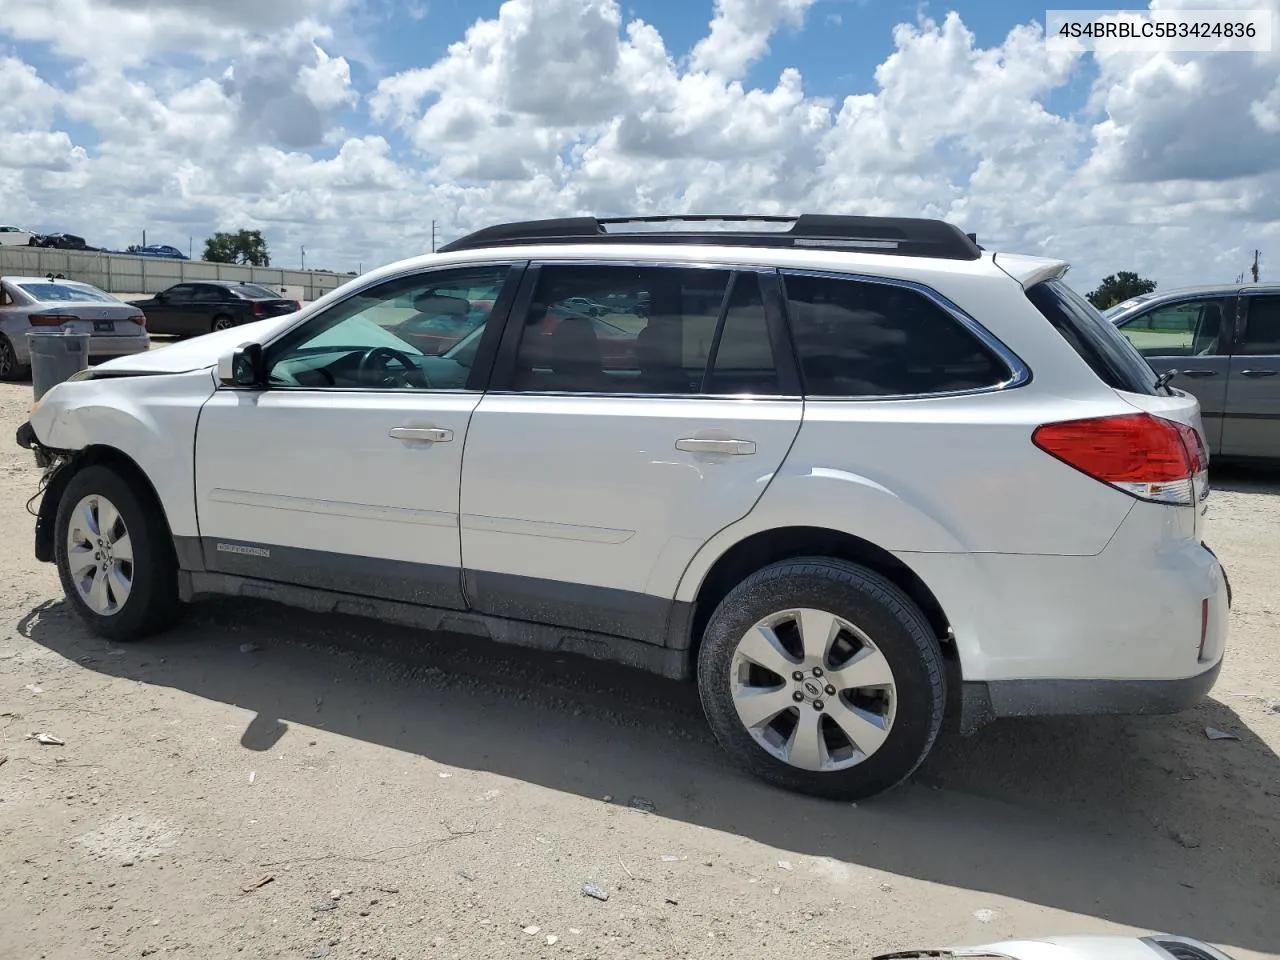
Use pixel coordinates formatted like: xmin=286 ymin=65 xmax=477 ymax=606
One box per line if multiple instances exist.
xmin=36 ymin=446 xmax=175 ymax=563
xmin=679 ymin=525 xmax=956 ymax=672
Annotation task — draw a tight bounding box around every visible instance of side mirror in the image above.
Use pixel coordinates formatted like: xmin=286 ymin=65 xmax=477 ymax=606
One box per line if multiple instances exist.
xmin=217 ymin=343 xmax=265 ymax=388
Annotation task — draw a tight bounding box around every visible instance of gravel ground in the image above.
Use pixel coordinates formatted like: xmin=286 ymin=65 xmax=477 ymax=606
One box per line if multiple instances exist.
xmin=1 ymin=377 xmax=1278 ymax=960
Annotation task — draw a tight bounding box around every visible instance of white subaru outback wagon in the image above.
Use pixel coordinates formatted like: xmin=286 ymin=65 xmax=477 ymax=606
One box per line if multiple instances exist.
xmin=16 ymin=215 xmax=1230 ymax=801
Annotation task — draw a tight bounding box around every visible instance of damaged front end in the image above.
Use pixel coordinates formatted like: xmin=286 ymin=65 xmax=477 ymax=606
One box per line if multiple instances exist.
xmin=16 ymin=419 xmax=78 ymax=563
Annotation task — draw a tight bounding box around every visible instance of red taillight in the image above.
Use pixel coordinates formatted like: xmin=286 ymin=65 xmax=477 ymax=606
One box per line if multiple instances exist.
xmin=252 ymin=301 xmax=263 ymax=317
xmin=129 ymin=313 xmax=146 ymax=329
xmin=1032 ymin=413 xmax=1203 ymax=505
xmin=294 ymin=300 xmax=301 ymax=311
xmin=30 ymin=313 xmax=75 ymax=327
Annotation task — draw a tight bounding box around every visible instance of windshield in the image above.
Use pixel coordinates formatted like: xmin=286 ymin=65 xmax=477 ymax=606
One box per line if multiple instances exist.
xmin=19 ymin=282 xmax=116 ymax=303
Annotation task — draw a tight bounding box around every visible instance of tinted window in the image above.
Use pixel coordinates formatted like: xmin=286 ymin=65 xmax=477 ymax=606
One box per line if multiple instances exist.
xmin=191 ymin=286 xmax=225 ymax=303
xmin=266 ymin=265 xmax=510 ymax=391
xmin=510 ymin=265 xmax=730 ymax=395
xmin=781 ymin=273 xmax=1008 ymax=397
xmin=1239 ymin=296 xmax=1280 ymax=355
xmin=706 ymin=273 xmax=779 ymax=394
xmin=1116 ymin=298 xmax=1227 ymax=357
xmin=164 ymin=285 xmax=195 ymax=301
xmin=1026 ymin=279 xmax=1160 ymax=395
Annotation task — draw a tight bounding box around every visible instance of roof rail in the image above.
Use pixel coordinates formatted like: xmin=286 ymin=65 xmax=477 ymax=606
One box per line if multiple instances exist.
xmin=436 ymin=214 xmax=982 ymax=260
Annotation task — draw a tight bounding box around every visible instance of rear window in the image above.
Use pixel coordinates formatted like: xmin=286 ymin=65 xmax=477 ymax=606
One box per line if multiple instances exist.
xmin=1026 ymin=279 xmax=1161 ymax=395
xmin=229 ymin=284 xmax=281 ymax=299
xmin=18 ymin=282 xmax=115 ymax=303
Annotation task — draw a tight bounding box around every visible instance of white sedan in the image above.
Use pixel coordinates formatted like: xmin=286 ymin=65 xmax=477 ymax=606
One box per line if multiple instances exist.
xmin=882 ymin=934 xmax=1236 ymax=960
xmin=0 ymin=224 xmax=35 ymax=246
xmin=0 ymin=275 xmax=150 ymax=380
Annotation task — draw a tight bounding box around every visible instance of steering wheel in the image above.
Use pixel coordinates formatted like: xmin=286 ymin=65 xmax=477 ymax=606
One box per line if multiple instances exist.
xmin=356 ymin=346 xmax=429 ymax=388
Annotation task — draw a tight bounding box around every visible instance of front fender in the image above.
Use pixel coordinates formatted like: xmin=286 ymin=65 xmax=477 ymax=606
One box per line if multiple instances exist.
xmin=29 ymin=369 xmax=216 ymax=538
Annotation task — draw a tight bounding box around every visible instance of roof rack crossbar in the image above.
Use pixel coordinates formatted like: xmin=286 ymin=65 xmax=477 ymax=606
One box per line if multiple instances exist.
xmin=436 ymin=214 xmax=982 ymax=260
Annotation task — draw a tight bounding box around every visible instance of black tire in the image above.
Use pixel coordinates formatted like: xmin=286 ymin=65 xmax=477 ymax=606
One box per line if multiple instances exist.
xmin=696 ymin=557 xmax=946 ymax=801
xmin=54 ymin=464 xmax=183 ymax=641
xmin=0 ymin=334 xmax=30 ymax=381
xmin=211 ymin=314 xmax=235 ymax=332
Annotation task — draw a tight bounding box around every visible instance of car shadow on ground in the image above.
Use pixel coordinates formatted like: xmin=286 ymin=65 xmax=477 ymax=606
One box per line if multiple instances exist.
xmin=19 ymin=597 xmax=1280 ymax=953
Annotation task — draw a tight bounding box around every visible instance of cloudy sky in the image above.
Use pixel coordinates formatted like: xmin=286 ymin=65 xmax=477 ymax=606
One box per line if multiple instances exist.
xmin=1 ymin=0 xmax=1276 ymax=292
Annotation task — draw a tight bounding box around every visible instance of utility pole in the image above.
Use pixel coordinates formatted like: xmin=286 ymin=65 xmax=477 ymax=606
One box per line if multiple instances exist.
xmin=431 ymin=220 xmax=438 ymax=253
xmin=301 ymin=245 xmax=307 ymax=270
xmin=1250 ymin=249 xmax=1260 ymax=283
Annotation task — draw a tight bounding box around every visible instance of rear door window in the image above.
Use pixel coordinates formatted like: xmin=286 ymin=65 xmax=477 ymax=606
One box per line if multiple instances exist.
xmin=1025 ymin=278 xmax=1161 ymax=395
xmin=780 ymin=272 xmax=1011 ymax=397
xmin=1115 ymin=298 xmax=1228 ymax=358
xmin=1237 ymin=296 xmax=1280 ymax=355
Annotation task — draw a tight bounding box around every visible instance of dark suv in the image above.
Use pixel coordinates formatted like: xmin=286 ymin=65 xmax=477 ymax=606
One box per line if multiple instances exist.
xmin=135 ymin=281 xmax=300 ymax=336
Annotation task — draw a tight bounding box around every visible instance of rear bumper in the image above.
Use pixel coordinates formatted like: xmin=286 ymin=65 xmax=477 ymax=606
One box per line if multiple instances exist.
xmin=10 ymin=333 xmax=148 ymax=363
xmin=963 ymin=656 xmax=1222 ymax=724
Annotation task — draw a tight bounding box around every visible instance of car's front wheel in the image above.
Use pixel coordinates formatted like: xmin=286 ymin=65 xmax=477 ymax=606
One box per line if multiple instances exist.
xmin=697 ymin=558 xmax=946 ymax=801
xmin=211 ymin=314 xmax=235 ymax=332
xmin=54 ymin=464 xmax=182 ymax=641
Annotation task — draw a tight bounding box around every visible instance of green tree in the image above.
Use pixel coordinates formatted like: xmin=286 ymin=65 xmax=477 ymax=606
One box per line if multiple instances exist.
xmin=203 ymin=229 xmax=271 ymax=267
xmin=1086 ymin=271 xmax=1156 ymax=310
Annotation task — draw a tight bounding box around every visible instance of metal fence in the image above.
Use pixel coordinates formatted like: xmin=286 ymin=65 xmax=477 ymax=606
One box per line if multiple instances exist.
xmin=0 ymin=246 xmax=352 ymax=301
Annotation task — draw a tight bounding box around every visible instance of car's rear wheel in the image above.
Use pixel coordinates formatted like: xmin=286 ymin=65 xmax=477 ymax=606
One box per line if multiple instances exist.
xmin=0 ymin=334 xmax=30 ymax=381
xmin=211 ymin=314 xmax=235 ymax=332
xmin=54 ymin=464 xmax=182 ymax=641
xmin=697 ymin=557 xmax=945 ymax=801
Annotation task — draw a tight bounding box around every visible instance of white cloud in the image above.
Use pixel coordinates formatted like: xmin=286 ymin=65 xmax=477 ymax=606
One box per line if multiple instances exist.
xmin=1 ymin=0 xmax=1277 ymax=290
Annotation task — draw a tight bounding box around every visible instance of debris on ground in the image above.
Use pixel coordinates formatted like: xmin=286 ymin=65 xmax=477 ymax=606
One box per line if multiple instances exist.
xmin=248 ymin=771 xmax=256 ymax=784
xmin=1169 ymin=829 xmax=1202 ymax=849
xmin=312 ymin=901 xmax=339 ymax=912
xmin=972 ymin=909 xmax=999 ymax=923
xmin=627 ymin=796 xmax=655 ymax=813
xmin=665 ymin=898 xmax=679 ymax=906
xmin=0 ymin=755 xmax=8 ymax=768
xmin=1204 ymin=726 xmax=1240 ymax=741
xmin=546 ymin=934 xmax=559 ymax=945
xmin=456 ymin=868 xmax=477 ymax=882
xmin=305 ymin=948 xmax=330 ymax=959
xmin=239 ymin=642 xmax=260 ymax=653
xmin=24 ymin=684 xmax=42 ymax=693
xmin=522 ymin=925 xmax=540 ymax=935
xmin=777 ymin=860 xmax=793 ymax=871
xmin=583 ymin=883 xmax=610 ymax=902
xmin=329 ymin=890 xmax=342 ymax=901
xmin=31 ymin=733 xmax=64 ymax=746
xmin=241 ymin=874 xmax=274 ymax=893
xmin=660 ymin=855 xmax=686 ymax=862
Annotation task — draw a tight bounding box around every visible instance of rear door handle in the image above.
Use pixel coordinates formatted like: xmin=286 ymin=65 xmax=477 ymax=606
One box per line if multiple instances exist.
xmin=389 ymin=426 xmax=453 ymax=442
xmin=1239 ymin=369 xmax=1278 ymax=378
xmin=1177 ymin=369 xmax=1217 ymax=378
xmin=675 ymin=438 xmax=756 ymax=456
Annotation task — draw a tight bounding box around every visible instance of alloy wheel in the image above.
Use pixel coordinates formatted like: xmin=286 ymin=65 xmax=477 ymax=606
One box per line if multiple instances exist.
xmin=65 ymin=494 xmax=134 ymax=616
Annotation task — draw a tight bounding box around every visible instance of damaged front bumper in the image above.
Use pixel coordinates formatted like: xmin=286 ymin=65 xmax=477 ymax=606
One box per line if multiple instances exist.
xmin=15 ymin=420 xmax=51 ymax=467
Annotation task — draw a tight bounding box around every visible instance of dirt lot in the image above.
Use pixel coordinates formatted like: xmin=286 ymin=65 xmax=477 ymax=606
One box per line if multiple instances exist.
xmin=1 ymin=378 xmax=1278 ymax=960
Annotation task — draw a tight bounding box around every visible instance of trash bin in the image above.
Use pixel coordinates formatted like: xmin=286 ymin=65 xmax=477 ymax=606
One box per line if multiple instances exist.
xmin=27 ymin=331 xmax=90 ymax=402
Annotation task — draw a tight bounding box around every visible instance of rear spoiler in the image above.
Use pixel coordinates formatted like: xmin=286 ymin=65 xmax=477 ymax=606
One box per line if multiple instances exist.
xmin=992 ymin=252 xmax=1070 ymax=289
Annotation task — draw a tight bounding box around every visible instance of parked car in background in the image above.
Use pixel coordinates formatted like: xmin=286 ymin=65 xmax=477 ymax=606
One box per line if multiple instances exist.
xmin=1107 ymin=282 xmax=1280 ymax=460
xmin=133 ymin=281 xmax=300 ymax=337
xmin=29 ymin=233 xmax=95 ymax=251
xmin=0 ymin=275 xmax=148 ymax=380
xmin=0 ymin=225 xmax=35 ymax=246
xmin=128 ymin=245 xmax=189 ymax=260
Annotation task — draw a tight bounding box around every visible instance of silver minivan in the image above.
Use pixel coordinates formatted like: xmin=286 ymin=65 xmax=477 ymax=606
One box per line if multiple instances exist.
xmin=1106 ymin=283 xmax=1280 ymax=460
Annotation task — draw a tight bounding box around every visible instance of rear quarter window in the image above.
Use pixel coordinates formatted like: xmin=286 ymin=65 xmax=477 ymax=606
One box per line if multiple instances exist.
xmin=1025 ymin=278 xmax=1161 ymax=395
xmin=780 ymin=272 xmax=1013 ymax=398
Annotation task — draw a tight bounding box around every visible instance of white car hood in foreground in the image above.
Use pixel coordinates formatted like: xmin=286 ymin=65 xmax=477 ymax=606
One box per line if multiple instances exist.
xmin=93 ymin=314 xmax=302 ymax=375
xmin=879 ymin=934 xmax=1233 ymax=960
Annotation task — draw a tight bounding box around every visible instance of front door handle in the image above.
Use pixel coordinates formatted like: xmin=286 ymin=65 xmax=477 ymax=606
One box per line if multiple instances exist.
xmin=1239 ymin=369 xmax=1278 ymax=378
xmin=389 ymin=426 xmax=453 ymax=442
xmin=1177 ymin=369 xmax=1217 ymax=378
xmin=675 ymin=438 xmax=756 ymax=456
